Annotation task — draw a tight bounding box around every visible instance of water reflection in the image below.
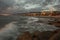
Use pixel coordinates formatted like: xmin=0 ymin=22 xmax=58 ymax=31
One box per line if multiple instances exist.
xmin=0 ymin=16 xmax=59 ymax=40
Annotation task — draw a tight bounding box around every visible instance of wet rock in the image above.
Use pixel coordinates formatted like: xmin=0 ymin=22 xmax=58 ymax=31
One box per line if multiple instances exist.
xmin=17 ymin=29 xmax=60 ymax=40
xmin=38 ymin=31 xmax=55 ymax=40
xmin=49 ymin=29 xmax=60 ymax=40
xmin=32 ymin=31 xmax=41 ymax=40
xmin=17 ymin=31 xmax=32 ymax=40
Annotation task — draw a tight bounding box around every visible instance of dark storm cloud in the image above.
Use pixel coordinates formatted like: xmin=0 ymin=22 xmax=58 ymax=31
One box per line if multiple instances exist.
xmin=0 ymin=1 xmax=9 ymax=12
xmin=0 ymin=0 xmax=15 ymax=13
xmin=0 ymin=0 xmax=60 ymax=13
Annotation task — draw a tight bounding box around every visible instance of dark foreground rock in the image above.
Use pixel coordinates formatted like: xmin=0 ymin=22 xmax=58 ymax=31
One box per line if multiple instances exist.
xmin=17 ymin=29 xmax=60 ymax=40
xmin=17 ymin=31 xmax=32 ymax=40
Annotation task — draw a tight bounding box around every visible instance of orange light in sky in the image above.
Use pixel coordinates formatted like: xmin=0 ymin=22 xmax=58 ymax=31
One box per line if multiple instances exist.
xmin=0 ymin=14 xmax=11 ymax=16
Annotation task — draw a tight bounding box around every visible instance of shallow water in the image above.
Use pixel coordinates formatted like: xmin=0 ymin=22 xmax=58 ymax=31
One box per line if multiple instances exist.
xmin=0 ymin=16 xmax=59 ymax=40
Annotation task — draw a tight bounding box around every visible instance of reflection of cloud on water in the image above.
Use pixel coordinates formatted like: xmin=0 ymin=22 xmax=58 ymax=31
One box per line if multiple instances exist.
xmin=0 ymin=22 xmax=16 ymax=32
xmin=0 ymin=21 xmax=19 ymax=40
xmin=27 ymin=17 xmax=39 ymax=23
xmin=16 ymin=16 xmax=59 ymax=32
xmin=0 ymin=16 xmax=59 ymax=40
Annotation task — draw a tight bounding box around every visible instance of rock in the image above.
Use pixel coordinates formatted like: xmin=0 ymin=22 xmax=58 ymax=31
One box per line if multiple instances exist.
xmin=32 ymin=31 xmax=41 ymax=40
xmin=17 ymin=29 xmax=60 ymax=40
xmin=38 ymin=31 xmax=55 ymax=40
xmin=17 ymin=31 xmax=32 ymax=40
xmin=49 ymin=29 xmax=60 ymax=40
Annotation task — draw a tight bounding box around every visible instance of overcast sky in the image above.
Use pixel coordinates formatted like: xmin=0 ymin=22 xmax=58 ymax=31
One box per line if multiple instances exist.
xmin=0 ymin=0 xmax=60 ymax=13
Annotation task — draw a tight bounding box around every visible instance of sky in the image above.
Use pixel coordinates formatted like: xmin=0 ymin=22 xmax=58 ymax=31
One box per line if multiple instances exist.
xmin=0 ymin=0 xmax=60 ymax=13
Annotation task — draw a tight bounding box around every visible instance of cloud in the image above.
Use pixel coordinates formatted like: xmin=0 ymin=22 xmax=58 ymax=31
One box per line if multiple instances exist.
xmin=23 ymin=4 xmax=40 ymax=10
xmin=0 ymin=0 xmax=60 ymax=13
xmin=15 ymin=0 xmax=26 ymax=4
